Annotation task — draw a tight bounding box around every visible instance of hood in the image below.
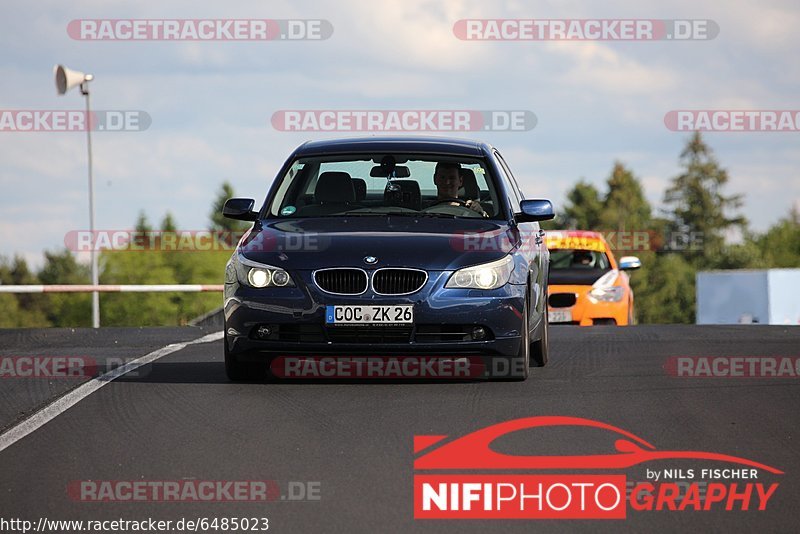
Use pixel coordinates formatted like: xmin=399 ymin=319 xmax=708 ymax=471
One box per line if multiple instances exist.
xmin=238 ymin=217 xmax=518 ymax=271
xmin=548 ymin=268 xmax=610 ymax=286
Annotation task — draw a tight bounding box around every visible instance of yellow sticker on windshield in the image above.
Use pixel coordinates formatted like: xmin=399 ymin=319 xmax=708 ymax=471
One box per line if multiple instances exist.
xmin=545 ymin=236 xmax=606 ymax=252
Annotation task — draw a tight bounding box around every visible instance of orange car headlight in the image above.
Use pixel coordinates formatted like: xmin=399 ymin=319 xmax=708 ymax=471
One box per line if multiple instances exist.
xmin=588 ymin=269 xmax=624 ymax=302
xmin=588 ymin=285 xmax=624 ymax=302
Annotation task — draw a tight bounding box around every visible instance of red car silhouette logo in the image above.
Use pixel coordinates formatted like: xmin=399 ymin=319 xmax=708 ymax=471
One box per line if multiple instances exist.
xmin=414 ymin=416 xmax=783 ymax=474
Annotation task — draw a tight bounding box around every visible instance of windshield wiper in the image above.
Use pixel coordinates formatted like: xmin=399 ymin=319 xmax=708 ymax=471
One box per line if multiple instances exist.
xmin=413 ymin=212 xmax=457 ymax=218
xmin=311 ymin=210 xmax=457 ymax=219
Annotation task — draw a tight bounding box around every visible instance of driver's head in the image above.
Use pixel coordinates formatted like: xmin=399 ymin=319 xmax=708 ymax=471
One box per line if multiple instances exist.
xmin=434 ymin=162 xmax=462 ymax=199
xmin=572 ymin=251 xmax=595 ymax=267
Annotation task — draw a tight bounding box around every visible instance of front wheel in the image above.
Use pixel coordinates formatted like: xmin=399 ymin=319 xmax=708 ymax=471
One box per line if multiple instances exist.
xmin=531 ymin=306 xmax=549 ymax=367
xmin=499 ymin=296 xmax=530 ymax=381
xmin=224 ymin=333 xmax=265 ymax=381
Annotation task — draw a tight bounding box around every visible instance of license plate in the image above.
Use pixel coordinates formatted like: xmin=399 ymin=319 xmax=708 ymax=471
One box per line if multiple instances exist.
xmin=326 ymin=305 xmax=413 ymax=325
xmin=549 ymin=309 xmax=573 ymax=323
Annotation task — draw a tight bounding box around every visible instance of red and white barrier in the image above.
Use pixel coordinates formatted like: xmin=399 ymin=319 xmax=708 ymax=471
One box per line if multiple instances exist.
xmin=0 ymin=285 xmax=223 ymax=293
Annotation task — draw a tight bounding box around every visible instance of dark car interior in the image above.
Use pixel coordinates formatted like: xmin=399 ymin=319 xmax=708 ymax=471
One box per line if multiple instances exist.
xmin=278 ymin=156 xmax=501 ymax=218
xmin=547 ymin=249 xmax=613 ymax=286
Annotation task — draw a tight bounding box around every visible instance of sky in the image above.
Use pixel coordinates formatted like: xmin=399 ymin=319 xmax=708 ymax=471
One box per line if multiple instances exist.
xmin=1 ymin=0 xmax=798 ymax=269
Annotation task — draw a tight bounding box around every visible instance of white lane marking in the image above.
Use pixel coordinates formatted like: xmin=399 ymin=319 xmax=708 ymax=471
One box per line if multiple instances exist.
xmin=0 ymin=331 xmax=224 ymax=453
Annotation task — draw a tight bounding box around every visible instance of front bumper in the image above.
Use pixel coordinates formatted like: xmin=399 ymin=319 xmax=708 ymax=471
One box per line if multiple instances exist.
xmin=224 ymin=270 xmax=529 ymax=360
xmin=547 ymin=284 xmax=631 ymax=326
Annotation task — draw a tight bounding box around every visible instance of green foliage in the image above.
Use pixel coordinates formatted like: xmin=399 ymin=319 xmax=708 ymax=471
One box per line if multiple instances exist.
xmin=98 ymin=216 xmax=229 ymax=327
xmin=161 ymin=212 xmax=177 ymax=233
xmin=0 ymin=181 xmax=242 ymax=327
xmin=600 ymin=162 xmax=652 ymax=232
xmin=210 ymin=181 xmax=250 ymax=234
xmin=634 ymin=254 xmax=697 ymax=324
xmin=38 ymin=249 xmax=92 ymax=326
xmin=663 ymin=132 xmax=747 ymax=268
xmin=560 ymin=180 xmax=603 ymax=229
xmin=0 ymin=255 xmax=50 ymax=327
xmin=752 ymin=208 xmax=800 ymax=268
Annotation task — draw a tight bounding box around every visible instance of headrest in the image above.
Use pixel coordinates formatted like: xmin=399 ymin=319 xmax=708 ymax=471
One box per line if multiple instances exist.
xmin=351 ymin=178 xmax=367 ymax=202
xmin=459 ymin=168 xmax=480 ymax=200
xmin=315 ymin=172 xmax=355 ymax=203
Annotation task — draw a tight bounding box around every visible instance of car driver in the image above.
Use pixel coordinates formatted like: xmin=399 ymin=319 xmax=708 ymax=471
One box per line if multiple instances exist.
xmin=433 ymin=162 xmax=487 ymax=217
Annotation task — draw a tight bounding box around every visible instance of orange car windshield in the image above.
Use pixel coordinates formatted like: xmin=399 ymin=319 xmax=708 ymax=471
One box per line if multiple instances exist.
xmin=549 ymin=249 xmax=611 ymax=271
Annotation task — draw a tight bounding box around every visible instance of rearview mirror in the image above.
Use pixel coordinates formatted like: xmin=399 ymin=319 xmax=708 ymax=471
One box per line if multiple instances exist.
xmin=222 ymin=198 xmax=258 ymax=221
xmin=370 ymin=165 xmax=411 ymax=178
xmin=619 ymin=256 xmax=642 ymax=270
xmin=516 ymin=199 xmax=555 ymax=222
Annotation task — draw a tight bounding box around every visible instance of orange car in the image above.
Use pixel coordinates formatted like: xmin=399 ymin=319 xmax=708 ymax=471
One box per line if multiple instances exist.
xmin=545 ymin=231 xmax=641 ymax=326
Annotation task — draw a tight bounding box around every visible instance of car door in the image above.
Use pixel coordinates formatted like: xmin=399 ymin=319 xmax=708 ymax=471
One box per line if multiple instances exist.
xmin=493 ymin=150 xmax=548 ymax=316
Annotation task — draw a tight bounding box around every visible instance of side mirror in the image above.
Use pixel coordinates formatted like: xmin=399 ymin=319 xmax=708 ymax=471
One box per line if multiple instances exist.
xmin=223 ymin=198 xmax=258 ymax=221
xmin=618 ymin=256 xmax=642 ymax=271
xmin=516 ymin=199 xmax=555 ymax=222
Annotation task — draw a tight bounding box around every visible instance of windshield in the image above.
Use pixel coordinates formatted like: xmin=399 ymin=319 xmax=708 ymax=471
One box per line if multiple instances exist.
xmin=549 ymin=249 xmax=611 ymax=271
xmin=267 ymin=154 xmax=503 ymax=219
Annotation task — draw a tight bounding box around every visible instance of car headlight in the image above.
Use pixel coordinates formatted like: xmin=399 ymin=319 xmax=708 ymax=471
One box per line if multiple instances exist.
xmin=230 ymin=253 xmax=294 ymax=288
xmin=446 ymin=255 xmax=514 ymax=290
xmin=588 ymin=269 xmax=623 ymax=302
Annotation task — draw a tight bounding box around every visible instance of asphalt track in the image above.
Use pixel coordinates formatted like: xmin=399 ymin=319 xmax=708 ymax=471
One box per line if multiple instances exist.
xmin=0 ymin=325 xmax=798 ymax=532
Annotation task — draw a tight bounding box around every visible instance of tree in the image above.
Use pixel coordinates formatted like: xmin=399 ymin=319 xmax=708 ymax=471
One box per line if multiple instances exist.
xmin=38 ymin=249 xmax=91 ymax=326
xmin=209 ymin=181 xmax=250 ymax=232
xmin=600 ymin=162 xmax=652 ymax=233
xmin=209 ymin=181 xmax=250 ymax=246
xmin=160 ymin=212 xmax=177 ymax=233
xmin=0 ymin=255 xmax=50 ymax=327
xmin=560 ymin=180 xmax=603 ymax=229
xmin=663 ymin=133 xmax=747 ymax=267
xmin=98 ymin=209 xmax=229 ymax=326
xmin=634 ymin=253 xmax=697 ymax=324
xmin=753 ymin=205 xmax=800 ymax=268
xmin=135 ymin=211 xmax=152 ymax=233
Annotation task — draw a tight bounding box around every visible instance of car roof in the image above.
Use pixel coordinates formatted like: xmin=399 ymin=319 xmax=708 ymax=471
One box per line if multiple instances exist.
xmin=293 ymin=136 xmax=489 ymax=157
xmin=546 ymin=230 xmax=605 ymax=240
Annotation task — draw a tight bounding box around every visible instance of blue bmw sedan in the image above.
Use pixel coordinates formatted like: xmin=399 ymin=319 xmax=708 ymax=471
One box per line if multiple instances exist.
xmin=222 ymin=137 xmax=554 ymax=381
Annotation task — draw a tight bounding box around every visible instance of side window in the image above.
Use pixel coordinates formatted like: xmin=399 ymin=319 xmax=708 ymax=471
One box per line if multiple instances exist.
xmin=493 ymin=151 xmax=521 ymax=213
xmin=270 ymin=161 xmax=305 ymax=215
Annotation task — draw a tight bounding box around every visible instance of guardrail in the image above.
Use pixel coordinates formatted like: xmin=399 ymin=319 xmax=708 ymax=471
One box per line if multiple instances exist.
xmin=0 ymin=285 xmax=224 ymax=293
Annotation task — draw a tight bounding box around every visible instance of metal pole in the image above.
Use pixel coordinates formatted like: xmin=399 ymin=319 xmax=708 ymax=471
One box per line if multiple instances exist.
xmin=82 ymin=82 xmax=99 ymax=328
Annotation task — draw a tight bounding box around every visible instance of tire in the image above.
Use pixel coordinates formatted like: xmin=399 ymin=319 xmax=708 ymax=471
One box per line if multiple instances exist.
xmin=531 ymin=305 xmax=549 ymax=367
xmin=224 ymin=332 xmax=265 ymax=381
xmin=502 ymin=294 xmax=530 ymax=381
